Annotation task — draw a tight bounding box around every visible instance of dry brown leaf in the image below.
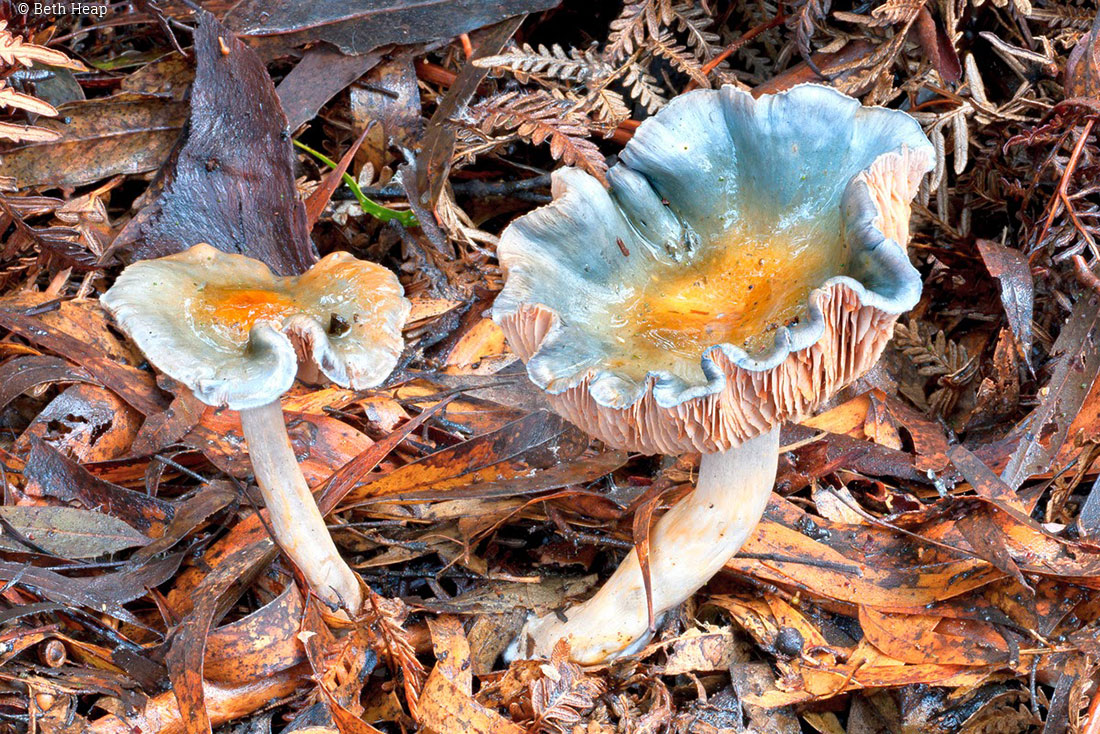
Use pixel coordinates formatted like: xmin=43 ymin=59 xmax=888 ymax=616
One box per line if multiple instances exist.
xmin=419 ymin=615 xmax=523 ymax=734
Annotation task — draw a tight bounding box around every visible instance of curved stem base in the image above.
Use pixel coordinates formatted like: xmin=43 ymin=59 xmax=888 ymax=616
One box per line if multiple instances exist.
xmin=516 ymin=426 xmax=780 ymax=664
xmin=240 ymin=401 xmax=362 ymax=612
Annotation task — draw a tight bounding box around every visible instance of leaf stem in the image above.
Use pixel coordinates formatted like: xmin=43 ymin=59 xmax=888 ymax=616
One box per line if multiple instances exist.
xmin=292 ymin=139 xmax=418 ymax=227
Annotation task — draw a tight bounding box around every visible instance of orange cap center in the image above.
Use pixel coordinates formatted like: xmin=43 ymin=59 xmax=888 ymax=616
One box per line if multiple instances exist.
xmin=193 ymin=287 xmax=301 ymax=343
xmin=609 ymin=221 xmax=845 ymax=380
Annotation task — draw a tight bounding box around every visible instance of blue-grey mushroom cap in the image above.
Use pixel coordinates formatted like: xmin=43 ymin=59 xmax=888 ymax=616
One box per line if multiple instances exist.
xmin=492 ymin=84 xmax=935 ymax=455
xmin=102 ymin=243 xmax=410 ymax=411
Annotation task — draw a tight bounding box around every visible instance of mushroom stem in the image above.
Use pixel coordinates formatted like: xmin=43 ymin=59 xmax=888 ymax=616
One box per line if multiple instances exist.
xmin=238 ymin=400 xmax=362 ymax=612
xmin=519 ymin=426 xmax=780 ymax=664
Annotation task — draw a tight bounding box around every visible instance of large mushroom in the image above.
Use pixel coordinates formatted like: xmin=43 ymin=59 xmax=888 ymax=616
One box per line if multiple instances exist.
xmin=102 ymin=243 xmax=410 ymax=612
xmin=494 ymin=84 xmax=935 ymax=663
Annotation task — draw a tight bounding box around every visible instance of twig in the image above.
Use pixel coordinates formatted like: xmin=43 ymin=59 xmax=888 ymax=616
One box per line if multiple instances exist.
xmin=685 ymin=9 xmax=786 ymax=92
xmin=1038 ymin=118 xmax=1096 ymax=251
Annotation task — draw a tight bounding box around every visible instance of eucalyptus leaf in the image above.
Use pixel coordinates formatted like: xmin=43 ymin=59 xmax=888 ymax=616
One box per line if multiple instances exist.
xmin=0 ymin=505 xmax=150 ymax=559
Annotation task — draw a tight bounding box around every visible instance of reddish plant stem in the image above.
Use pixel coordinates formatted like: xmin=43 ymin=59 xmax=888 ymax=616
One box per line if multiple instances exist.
xmin=1038 ymin=118 xmax=1096 ymax=251
xmin=685 ymin=10 xmax=787 ymax=92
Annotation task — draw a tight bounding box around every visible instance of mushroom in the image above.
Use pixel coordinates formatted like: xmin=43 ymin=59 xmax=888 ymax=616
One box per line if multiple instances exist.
xmin=493 ymin=84 xmax=935 ymax=663
xmin=102 ymin=243 xmax=410 ymax=612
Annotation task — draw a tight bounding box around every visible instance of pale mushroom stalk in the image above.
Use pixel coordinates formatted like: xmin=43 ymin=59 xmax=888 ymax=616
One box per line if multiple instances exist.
xmin=102 ymin=244 xmax=410 ymax=614
xmin=239 ymin=400 xmax=361 ymax=611
xmin=522 ymin=427 xmax=779 ymax=662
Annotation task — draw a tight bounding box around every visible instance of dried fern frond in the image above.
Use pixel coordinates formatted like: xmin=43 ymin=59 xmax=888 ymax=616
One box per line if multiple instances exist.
xmin=475 ymin=43 xmax=611 ymax=85
xmin=0 ymin=81 xmax=58 ymax=118
xmin=623 ymin=62 xmax=667 ymax=113
xmin=895 ymin=318 xmax=975 ymax=380
xmin=364 ymin=589 xmax=426 ymax=718
xmin=0 ymin=119 xmax=60 ymax=143
xmin=894 ymin=317 xmax=979 ymax=414
xmin=588 ymin=87 xmax=632 ymax=133
xmin=0 ymin=21 xmax=86 ymax=71
xmin=1029 ymin=5 xmax=1096 ymax=33
xmin=793 ymin=0 xmax=832 ymax=62
xmin=469 ymin=90 xmax=608 ymax=182
xmin=0 ymin=21 xmax=84 ymax=145
xmin=607 ymin=0 xmax=675 ymax=61
xmin=868 ymin=0 xmax=927 ymax=27
xmin=670 ymin=3 xmax=723 ymax=62
xmin=529 ymin=640 xmax=606 ymax=734
xmin=649 ymin=32 xmax=711 ymax=86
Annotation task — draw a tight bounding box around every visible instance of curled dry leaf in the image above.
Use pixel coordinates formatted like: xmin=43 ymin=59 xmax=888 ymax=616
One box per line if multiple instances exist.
xmin=204 ymin=583 xmax=306 ymax=684
xmin=419 ymin=615 xmax=523 ymax=734
xmin=111 ymin=11 xmax=315 ymax=274
xmin=1065 ymin=8 xmax=1100 ymax=99
xmin=976 ymin=238 xmax=1034 ymax=367
xmin=18 ymin=383 xmax=142 ymax=462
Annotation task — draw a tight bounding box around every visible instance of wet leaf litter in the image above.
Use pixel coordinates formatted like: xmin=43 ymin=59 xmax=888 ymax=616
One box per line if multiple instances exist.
xmin=0 ymin=1 xmax=1098 ymax=733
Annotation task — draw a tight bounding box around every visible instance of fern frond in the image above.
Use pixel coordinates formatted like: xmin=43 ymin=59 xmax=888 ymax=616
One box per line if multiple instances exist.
xmin=671 ymin=3 xmax=723 ymax=61
xmin=1029 ymin=5 xmax=1096 ymax=31
xmin=794 ymin=0 xmax=832 ymax=61
xmin=894 ymin=318 xmax=975 ymax=381
xmin=868 ymin=0 xmax=927 ymax=27
xmin=364 ymin=589 xmax=426 ymax=718
xmin=623 ymin=62 xmax=667 ymax=113
xmin=475 ymin=43 xmax=611 ymax=85
xmin=0 ymin=120 xmax=59 ymax=143
xmin=649 ymin=32 xmax=710 ymax=86
xmin=471 ymin=91 xmax=608 ymax=182
xmin=607 ymin=0 xmax=675 ymax=61
xmin=0 ymin=21 xmax=86 ymax=70
xmin=589 ymin=88 xmax=632 ymax=133
xmin=0 ymin=81 xmax=58 ymax=117
xmin=0 ymin=21 xmax=84 ymax=144
xmin=529 ymin=641 xmax=606 ymax=734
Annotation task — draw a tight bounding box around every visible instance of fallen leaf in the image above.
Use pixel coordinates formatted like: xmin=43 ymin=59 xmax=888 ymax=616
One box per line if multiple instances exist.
xmin=277 ymin=45 xmax=382 ymax=131
xmin=413 ymin=17 xmax=528 ymax=211
xmin=0 ymin=92 xmax=186 ymax=188
xmin=23 ymin=437 xmax=173 ymax=536
xmin=859 ymin=607 xmax=1010 ymax=666
xmin=912 ymin=7 xmax=961 ymax=84
xmin=17 ymin=383 xmax=142 ymax=462
xmin=419 ymin=615 xmax=523 ymax=734
xmin=345 ymin=411 xmax=587 ymax=505
xmin=1066 ymin=7 xmax=1100 ymax=99
xmin=111 ymin=11 xmax=316 ymax=275
xmin=661 ymin=628 xmax=740 ymax=674
xmin=1001 ymin=292 xmax=1100 ymax=489
xmin=0 ymin=355 xmax=94 ymax=413
xmin=976 ymin=238 xmax=1034 ymax=367
xmin=0 ymin=505 xmax=149 ymax=558
xmin=221 ymin=0 xmax=559 ymax=56
xmin=131 ymin=481 xmax=237 ymax=561
xmin=165 ymin=538 xmax=276 ymax=734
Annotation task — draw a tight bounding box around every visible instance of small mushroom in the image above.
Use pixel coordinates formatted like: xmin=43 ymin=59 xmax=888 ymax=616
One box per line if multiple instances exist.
xmin=102 ymin=244 xmax=410 ymax=612
xmin=494 ymin=84 xmax=935 ymax=663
